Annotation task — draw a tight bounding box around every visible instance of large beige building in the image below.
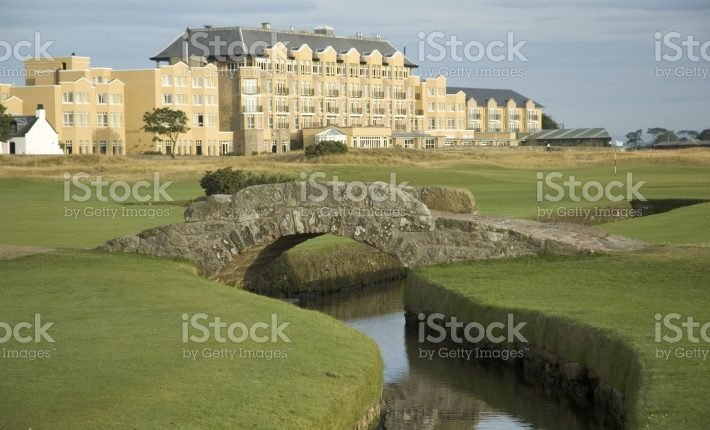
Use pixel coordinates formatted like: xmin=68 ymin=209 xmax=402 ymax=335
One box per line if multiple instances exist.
xmin=113 ymin=62 xmax=233 ymax=155
xmin=0 ymin=23 xmax=543 ymax=155
xmin=151 ymin=23 xmax=543 ymax=153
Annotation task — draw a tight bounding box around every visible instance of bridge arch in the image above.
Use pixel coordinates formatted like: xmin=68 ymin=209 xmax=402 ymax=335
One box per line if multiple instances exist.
xmin=102 ymin=181 xmax=647 ymax=286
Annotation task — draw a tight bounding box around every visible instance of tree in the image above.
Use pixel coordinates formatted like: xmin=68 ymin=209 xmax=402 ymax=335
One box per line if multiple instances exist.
xmin=652 ymin=130 xmax=678 ymax=144
xmin=142 ymin=108 xmax=190 ymax=158
xmin=646 ymin=128 xmax=668 ymax=143
xmin=698 ymin=129 xmax=710 ymax=140
xmin=625 ymin=129 xmax=643 ymax=146
xmin=541 ymin=113 xmax=560 ymax=130
xmin=677 ymin=130 xmax=698 ymax=141
xmin=0 ymin=103 xmax=12 ymax=144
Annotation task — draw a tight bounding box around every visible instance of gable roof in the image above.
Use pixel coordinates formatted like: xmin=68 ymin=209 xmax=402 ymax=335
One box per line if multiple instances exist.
xmin=526 ymin=128 xmax=611 ymax=140
xmin=447 ymin=86 xmax=543 ymax=108
xmin=316 ymin=126 xmax=347 ymax=137
xmin=9 ymin=116 xmax=38 ymax=138
xmin=151 ymin=27 xmax=417 ymax=67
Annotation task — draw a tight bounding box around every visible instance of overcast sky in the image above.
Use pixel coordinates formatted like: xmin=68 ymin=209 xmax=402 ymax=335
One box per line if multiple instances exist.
xmin=3 ymin=0 xmax=709 ymax=140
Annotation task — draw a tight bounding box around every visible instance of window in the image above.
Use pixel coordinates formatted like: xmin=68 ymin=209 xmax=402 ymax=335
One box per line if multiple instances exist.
xmin=109 ymin=113 xmax=124 ymax=127
xmin=76 ymin=112 xmax=90 ymax=127
xmin=192 ymin=77 xmax=203 ymax=88
xmin=64 ymin=140 xmax=73 ymax=154
xmin=97 ymin=112 xmax=108 ymax=128
xmin=75 ymin=92 xmax=89 ymax=104
xmin=63 ymin=111 xmax=74 ymax=126
xmin=162 ymin=94 xmax=173 ymax=105
xmin=175 ymin=76 xmax=186 ymax=87
xmin=206 ymin=113 xmax=217 ymax=127
xmin=161 ymin=75 xmax=173 ymax=87
xmin=109 ymin=94 xmax=123 ymax=105
xmin=428 ymin=118 xmax=436 ymax=130
xmin=193 ymin=113 xmax=204 ymax=127
xmin=97 ymin=93 xmax=107 ymax=104
xmin=193 ymin=94 xmax=203 ymax=105
xmin=174 ymin=94 xmax=187 ymax=105
xmin=425 ymin=138 xmax=435 ymax=149
xmin=62 ymin=92 xmax=74 ymax=104
xmin=404 ymin=138 xmax=414 ymax=149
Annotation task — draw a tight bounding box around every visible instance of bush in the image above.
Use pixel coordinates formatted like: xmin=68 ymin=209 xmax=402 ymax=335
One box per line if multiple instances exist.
xmin=142 ymin=150 xmax=164 ymax=155
xmin=304 ymin=140 xmax=348 ymax=158
xmin=199 ymin=167 xmax=294 ymax=196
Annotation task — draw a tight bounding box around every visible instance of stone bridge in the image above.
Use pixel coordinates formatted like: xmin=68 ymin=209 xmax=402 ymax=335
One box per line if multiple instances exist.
xmin=101 ymin=182 xmax=647 ymax=288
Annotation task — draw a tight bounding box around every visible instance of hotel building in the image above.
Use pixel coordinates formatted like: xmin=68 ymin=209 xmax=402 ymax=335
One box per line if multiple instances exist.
xmin=0 ymin=23 xmax=543 ymax=155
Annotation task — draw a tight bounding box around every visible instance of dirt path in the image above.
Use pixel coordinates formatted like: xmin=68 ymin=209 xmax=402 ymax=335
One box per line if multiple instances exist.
xmin=0 ymin=244 xmax=55 ymax=260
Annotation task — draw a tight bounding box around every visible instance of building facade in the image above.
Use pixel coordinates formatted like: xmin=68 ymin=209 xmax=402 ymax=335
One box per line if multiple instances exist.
xmin=151 ymin=23 xmax=544 ymax=153
xmin=0 ymin=23 xmax=544 ymax=155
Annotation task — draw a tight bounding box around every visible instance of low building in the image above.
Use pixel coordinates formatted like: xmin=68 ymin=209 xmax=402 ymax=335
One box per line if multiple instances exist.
xmin=1 ymin=104 xmax=62 ymax=155
xmin=521 ymin=128 xmax=611 ymax=147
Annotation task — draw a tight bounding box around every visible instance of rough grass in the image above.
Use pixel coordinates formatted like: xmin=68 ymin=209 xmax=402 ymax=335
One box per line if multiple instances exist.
xmin=412 ymin=246 xmax=710 ymax=430
xmin=0 ymin=250 xmax=383 ymax=429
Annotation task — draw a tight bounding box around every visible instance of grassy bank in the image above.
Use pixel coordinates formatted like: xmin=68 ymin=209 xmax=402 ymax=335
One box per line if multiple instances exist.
xmin=0 ymin=250 xmax=383 ymax=429
xmin=410 ymin=247 xmax=710 ymax=429
xmin=251 ymin=237 xmax=406 ymax=297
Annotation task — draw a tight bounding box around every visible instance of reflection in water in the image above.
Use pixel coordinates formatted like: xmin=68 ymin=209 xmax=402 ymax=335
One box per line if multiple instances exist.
xmin=299 ymin=279 xmax=600 ymax=430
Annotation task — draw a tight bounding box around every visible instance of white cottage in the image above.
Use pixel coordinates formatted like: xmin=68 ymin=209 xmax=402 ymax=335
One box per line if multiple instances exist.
xmin=1 ymin=105 xmax=62 ymax=155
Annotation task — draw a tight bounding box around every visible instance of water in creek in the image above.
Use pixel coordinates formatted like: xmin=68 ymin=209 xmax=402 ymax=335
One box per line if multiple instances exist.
xmin=298 ymin=278 xmax=603 ymax=430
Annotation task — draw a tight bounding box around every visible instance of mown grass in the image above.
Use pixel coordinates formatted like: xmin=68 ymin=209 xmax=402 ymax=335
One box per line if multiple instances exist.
xmin=597 ymin=202 xmax=710 ymax=245
xmin=0 ymin=250 xmax=382 ymax=429
xmin=412 ymin=246 xmax=710 ymax=430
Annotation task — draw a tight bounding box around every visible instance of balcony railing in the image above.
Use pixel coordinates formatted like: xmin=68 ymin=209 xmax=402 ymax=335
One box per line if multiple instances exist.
xmin=275 ymin=106 xmax=290 ymax=113
xmin=372 ymin=91 xmax=385 ymax=99
xmin=240 ymin=105 xmax=263 ymax=113
xmin=349 ymin=90 xmax=362 ymax=98
xmin=275 ymin=88 xmax=289 ymax=96
xmin=324 ymin=90 xmax=340 ymax=97
xmin=350 ymin=108 xmax=363 ymax=115
xmin=395 ymin=109 xmax=407 ymax=116
xmin=326 ymin=108 xmax=339 ymax=114
xmin=393 ymin=92 xmax=406 ymax=100
xmin=372 ymin=108 xmax=385 ymax=115
xmin=301 ymin=106 xmax=316 ymax=114
xmin=241 ymin=87 xmax=261 ymax=95
xmin=301 ymin=88 xmax=315 ymax=96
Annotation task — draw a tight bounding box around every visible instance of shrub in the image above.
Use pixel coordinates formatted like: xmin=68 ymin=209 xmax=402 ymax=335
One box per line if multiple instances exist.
xmin=142 ymin=150 xmax=164 ymax=155
xmin=199 ymin=167 xmax=294 ymax=196
xmin=304 ymin=140 xmax=348 ymax=158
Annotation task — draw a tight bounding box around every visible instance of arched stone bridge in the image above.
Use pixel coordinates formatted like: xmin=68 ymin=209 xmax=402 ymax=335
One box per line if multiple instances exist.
xmin=101 ymin=182 xmax=646 ymax=288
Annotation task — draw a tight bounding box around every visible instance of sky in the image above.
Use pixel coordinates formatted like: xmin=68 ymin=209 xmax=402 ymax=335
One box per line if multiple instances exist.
xmin=2 ymin=0 xmax=709 ymax=141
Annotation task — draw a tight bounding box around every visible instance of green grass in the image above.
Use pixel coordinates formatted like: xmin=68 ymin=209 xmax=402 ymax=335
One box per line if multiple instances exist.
xmin=597 ymin=203 xmax=710 ymax=245
xmin=412 ymin=247 xmax=710 ymax=430
xmin=0 ymin=250 xmax=382 ymax=429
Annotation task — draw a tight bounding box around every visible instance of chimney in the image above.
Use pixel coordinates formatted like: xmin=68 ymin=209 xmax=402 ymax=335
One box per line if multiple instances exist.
xmin=36 ymin=104 xmax=45 ymax=120
xmin=182 ymin=28 xmax=190 ymax=64
xmin=262 ymin=22 xmax=271 ymax=30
